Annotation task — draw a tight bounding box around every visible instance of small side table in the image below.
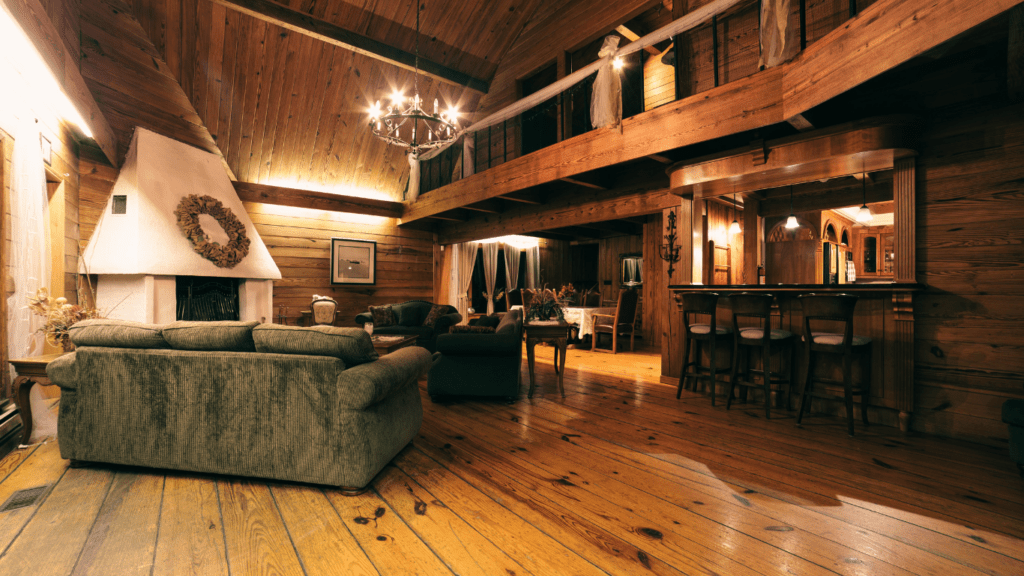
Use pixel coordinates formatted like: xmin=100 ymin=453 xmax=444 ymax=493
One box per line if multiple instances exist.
xmin=524 ymin=320 xmax=570 ymax=399
xmin=9 ymin=353 xmax=64 ymax=445
xmin=371 ymin=335 xmax=418 ymax=356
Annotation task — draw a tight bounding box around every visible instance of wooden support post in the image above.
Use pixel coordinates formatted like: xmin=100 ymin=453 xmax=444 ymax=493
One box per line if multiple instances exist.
xmin=743 ymin=196 xmax=760 ymax=284
xmin=799 ymin=0 xmax=807 ymax=51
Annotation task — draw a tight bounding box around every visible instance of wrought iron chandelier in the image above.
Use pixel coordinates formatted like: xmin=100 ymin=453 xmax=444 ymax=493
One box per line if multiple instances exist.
xmin=367 ymin=1 xmax=459 ymax=157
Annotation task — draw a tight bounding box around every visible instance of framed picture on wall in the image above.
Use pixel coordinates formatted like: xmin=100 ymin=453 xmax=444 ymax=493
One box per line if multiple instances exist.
xmin=331 ymin=238 xmax=376 ymax=285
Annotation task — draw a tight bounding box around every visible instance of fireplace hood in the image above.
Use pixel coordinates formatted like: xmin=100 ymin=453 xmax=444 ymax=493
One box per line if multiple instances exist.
xmin=82 ymin=128 xmax=281 ymax=280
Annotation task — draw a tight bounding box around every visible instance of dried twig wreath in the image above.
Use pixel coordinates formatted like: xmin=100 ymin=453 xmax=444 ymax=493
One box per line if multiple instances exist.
xmin=174 ymin=194 xmax=251 ymax=268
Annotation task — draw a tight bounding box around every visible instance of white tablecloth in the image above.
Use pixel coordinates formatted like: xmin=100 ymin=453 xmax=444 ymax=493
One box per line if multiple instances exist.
xmin=511 ymin=306 xmax=616 ymax=338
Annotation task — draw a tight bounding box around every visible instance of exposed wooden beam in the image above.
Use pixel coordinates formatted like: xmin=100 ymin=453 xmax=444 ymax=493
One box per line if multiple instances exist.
xmin=2 ymin=0 xmax=119 ymax=167
xmin=786 ymin=113 xmax=815 ymax=132
xmin=616 ymin=24 xmax=661 ymax=55
xmin=426 ymin=209 xmax=472 ymax=222
xmin=552 ymin=226 xmax=607 ymax=239
xmin=208 ymin=0 xmax=490 ymax=93
xmin=646 ymin=154 xmax=675 ymax=164
xmin=233 ymin=181 xmax=403 ymax=218
xmin=462 ymin=199 xmax=503 ymax=214
xmin=523 ymin=230 xmax=578 ymax=242
xmin=1010 ymin=5 xmax=1024 ymax=102
xmin=497 ymin=192 xmax=544 ymax=205
xmin=560 ymin=176 xmax=608 ymax=190
xmin=403 ymin=0 xmax=1013 ymax=225
xmin=437 ymin=176 xmax=672 ymax=244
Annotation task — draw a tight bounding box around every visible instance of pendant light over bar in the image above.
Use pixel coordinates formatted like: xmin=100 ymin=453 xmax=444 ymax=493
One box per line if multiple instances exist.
xmin=785 ymin=185 xmax=799 ymax=229
xmin=856 ymin=172 xmax=873 ymax=222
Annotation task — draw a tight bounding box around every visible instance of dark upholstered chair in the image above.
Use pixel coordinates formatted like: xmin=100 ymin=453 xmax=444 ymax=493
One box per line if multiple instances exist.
xmin=583 ymin=289 xmax=602 ymax=307
xmin=428 ymin=310 xmax=523 ymax=402
xmin=796 ymin=293 xmax=872 ymax=436
xmin=355 ymin=300 xmax=461 ymax=353
xmin=592 ymin=289 xmax=639 ymax=353
xmin=676 ymin=292 xmax=733 ymax=405
xmin=726 ymin=293 xmax=795 ymax=419
xmin=506 ymin=288 xmax=524 ymax=310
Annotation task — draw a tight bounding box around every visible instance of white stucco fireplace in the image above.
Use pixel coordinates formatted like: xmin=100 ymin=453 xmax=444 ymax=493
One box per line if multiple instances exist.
xmin=83 ymin=128 xmax=281 ymax=323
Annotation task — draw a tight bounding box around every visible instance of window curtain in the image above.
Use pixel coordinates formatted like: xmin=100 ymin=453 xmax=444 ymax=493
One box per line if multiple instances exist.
xmin=455 ymin=242 xmax=478 ymax=323
xmin=480 ymin=242 xmax=500 ymax=315
xmin=524 ymin=246 xmax=540 ymax=288
xmin=3 ymin=104 xmax=50 ymax=372
xmin=501 ymin=242 xmax=521 ymax=296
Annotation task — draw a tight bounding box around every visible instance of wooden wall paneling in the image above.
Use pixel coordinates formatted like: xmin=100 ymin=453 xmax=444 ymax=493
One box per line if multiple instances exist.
xmin=642 ymin=213 xmax=665 ymax=346
xmin=0 ymin=132 xmax=9 ymax=399
xmin=742 ymin=196 xmax=759 ymax=284
xmin=893 ymin=157 xmax=915 ymax=283
xmin=1011 ymin=5 xmax=1024 ymax=102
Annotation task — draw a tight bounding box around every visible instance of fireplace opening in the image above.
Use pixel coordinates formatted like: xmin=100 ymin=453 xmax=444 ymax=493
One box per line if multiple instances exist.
xmin=176 ymin=277 xmax=239 ymax=321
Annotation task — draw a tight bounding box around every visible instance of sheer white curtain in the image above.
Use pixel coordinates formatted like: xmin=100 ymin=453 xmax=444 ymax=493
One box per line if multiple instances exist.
xmin=501 ymin=242 xmax=521 ymax=298
xmin=480 ymin=242 xmax=499 ymax=315
xmin=524 ymin=246 xmax=540 ymax=288
xmin=3 ymin=106 xmax=50 ymax=368
xmin=454 ymin=242 xmax=478 ymax=323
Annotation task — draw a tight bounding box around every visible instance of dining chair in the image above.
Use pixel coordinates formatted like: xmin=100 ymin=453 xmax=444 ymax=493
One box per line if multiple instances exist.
xmin=591 ymin=289 xmax=639 ymax=353
xmin=310 ymin=296 xmax=338 ymax=326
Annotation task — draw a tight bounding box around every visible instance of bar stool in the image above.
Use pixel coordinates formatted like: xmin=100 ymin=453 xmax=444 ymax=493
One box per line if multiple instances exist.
xmin=796 ymin=293 xmax=872 ymax=436
xmin=676 ymin=293 xmax=732 ymax=405
xmin=726 ymin=293 xmax=795 ymax=419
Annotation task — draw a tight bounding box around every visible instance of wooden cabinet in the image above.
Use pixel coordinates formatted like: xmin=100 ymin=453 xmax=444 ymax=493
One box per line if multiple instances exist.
xmin=854 ymin=226 xmax=894 ymax=279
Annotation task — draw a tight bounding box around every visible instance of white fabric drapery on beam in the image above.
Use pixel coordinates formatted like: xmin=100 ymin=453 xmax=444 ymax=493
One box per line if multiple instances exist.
xmin=480 ymin=242 xmax=499 ymax=315
xmin=590 ymin=36 xmax=623 ymax=130
xmin=416 ymin=0 xmax=745 ymax=163
xmin=501 ymin=242 xmax=522 ymax=297
xmin=525 ymin=246 xmax=540 ymax=289
xmin=759 ymin=0 xmax=799 ymax=68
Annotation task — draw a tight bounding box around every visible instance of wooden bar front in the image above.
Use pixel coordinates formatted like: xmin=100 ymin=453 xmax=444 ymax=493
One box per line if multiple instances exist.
xmin=668 ymin=283 xmax=922 ymax=431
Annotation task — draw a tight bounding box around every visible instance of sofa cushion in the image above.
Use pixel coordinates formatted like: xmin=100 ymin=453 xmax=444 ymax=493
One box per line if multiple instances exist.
xmin=69 ymin=318 xmax=169 ymax=349
xmin=369 ymin=305 xmax=396 ymax=327
xmin=450 ymin=325 xmax=496 ymax=334
xmin=422 ymin=304 xmax=446 ymax=328
xmin=253 ymin=325 xmax=379 ymax=366
xmin=495 ymin=310 xmax=521 ymax=335
xmin=395 ymin=302 xmax=425 ymax=326
xmin=163 ymin=321 xmax=258 ymax=351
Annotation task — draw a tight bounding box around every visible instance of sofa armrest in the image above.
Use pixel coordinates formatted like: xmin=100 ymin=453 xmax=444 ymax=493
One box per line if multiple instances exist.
xmin=435 ymin=333 xmax=521 ymax=357
xmin=354 ymin=312 xmax=373 ymax=326
xmin=336 ymin=346 xmax=432 ymax=410
xmin=432 ymin=312 xmax=463 ymax=335
xmin=45 ymin=351 xmax=78 ymax=390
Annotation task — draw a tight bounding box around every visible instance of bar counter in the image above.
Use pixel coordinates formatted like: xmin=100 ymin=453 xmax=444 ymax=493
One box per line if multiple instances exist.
xmin=667 ymin=282 xmax=923 ymax=432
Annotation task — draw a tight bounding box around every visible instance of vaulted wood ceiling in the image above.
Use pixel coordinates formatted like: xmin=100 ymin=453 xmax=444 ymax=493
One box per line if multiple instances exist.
xmin=125 ymin=0 xmax=549 ymax=200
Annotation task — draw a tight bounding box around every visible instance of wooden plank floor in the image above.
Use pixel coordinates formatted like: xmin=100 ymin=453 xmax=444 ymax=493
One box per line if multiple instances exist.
xmin=0 ymin=347 xmax=1021 ymax=575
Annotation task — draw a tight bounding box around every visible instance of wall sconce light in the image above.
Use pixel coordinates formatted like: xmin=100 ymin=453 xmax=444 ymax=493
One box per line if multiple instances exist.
xmin=659 ymin=210 xmax=681 ymax=277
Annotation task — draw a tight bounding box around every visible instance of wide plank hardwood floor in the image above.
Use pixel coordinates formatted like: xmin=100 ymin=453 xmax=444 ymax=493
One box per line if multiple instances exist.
xmin=0 ymin=346 xmax=1021 ymax=575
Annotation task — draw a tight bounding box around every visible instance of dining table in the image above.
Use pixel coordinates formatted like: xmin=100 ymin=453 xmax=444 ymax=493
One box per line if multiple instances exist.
xmin=510 ymin=305 xmax=616 ymax=338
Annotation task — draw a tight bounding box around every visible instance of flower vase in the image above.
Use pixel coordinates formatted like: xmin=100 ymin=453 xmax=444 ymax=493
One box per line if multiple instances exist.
xmin=61 ymin=334 xmax=75 ymax=353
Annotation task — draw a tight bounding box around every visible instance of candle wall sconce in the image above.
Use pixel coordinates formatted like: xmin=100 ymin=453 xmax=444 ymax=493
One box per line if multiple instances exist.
xmin=659 ymin=210 xmax=681 ymax=277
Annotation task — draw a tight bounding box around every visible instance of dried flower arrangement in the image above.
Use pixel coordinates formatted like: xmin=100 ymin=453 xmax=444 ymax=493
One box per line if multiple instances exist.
xmin=556 ymin=283 xmax=577 ymax=303
xmin=524 ymin=288 xmax=565 ymax=322
xmin=28 ymin=287 xmax=102 ymax=351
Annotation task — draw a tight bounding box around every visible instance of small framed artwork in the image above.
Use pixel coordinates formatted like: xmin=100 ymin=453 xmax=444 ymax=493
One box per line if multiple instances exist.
xmin=331 ymin=238 xmax=376 ymax=285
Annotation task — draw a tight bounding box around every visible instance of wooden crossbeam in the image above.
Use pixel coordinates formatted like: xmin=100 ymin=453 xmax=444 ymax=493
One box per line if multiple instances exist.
xmin=560 ymin=176 xmax=608 ymax=190
xmin=208 ymin=0 xmax=489 ymax=93
xmin=497 ymin=192 xmax=544 ymax=205
xmin=462 ymin=199 xmax=503 ymax=214
xmin=233 ymin=181 xmax=403 ymax=218
xmin=575 ymin=220 xmax=644 ymax=236
xmin=616 ymin=24 xmax=662 ymax=55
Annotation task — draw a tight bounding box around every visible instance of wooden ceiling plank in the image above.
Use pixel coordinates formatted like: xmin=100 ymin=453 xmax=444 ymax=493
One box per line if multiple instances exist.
xmin=2 ymin=0 xmax=119 ymax=166
xmin=208 ymin=0 xmax=490 ymax=93
xmin=497 ymin=192 xmax=544 ymax=205
xmin=462 ymin=199 xmax=504 ymax=214
xmin=560 ymin=176 xmax=608 ymax=190
xmin=575 ymin=220 xmax=644 ymax=236
xmin=234 ymin=181 xmax=403 ymax=218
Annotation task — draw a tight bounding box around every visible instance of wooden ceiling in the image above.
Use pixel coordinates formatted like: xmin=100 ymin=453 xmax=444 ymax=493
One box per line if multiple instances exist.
xmin=126 ymin=0 xmax=547 ymax=200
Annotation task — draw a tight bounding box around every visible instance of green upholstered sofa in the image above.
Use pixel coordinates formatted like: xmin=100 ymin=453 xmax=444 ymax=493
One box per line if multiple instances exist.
xmin=47 ymin=319 xmax=434 ymax=492
xmin=354 ymin=300 xmax=461 ymax=353
xmin=427 ymin=310 xmax=523 ymax=402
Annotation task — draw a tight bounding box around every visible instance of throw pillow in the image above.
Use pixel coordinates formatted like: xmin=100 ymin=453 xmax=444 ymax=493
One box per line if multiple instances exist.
xmin=450 ymin=325 xmax=496 ymax=334
xmin=368 ymin=304 xmax=396 ymax=327
xmin=68 ymin=318 xmax=169 ymax=349
xmin=422 ymin=304 xmax=446 ymax=328
xmin=252 ymin=325 xmax=379 ymax=366
xmin=163 ymin=320 xmax=258 ymax=351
